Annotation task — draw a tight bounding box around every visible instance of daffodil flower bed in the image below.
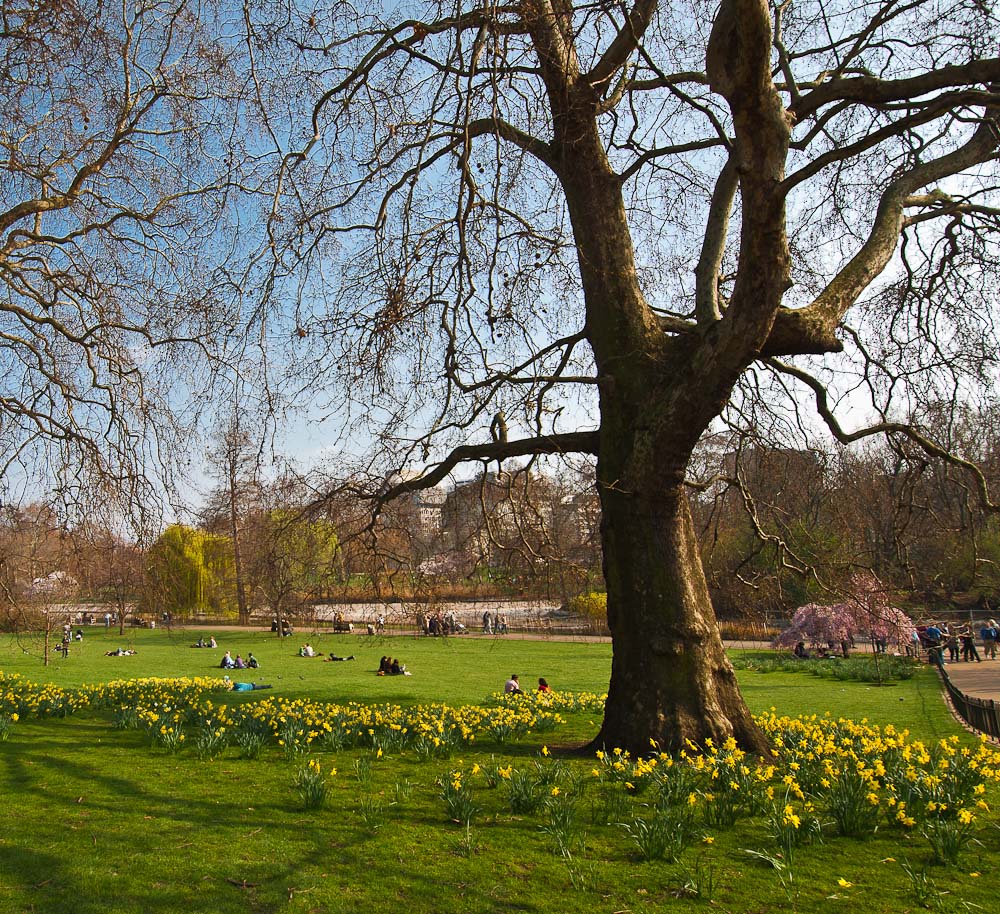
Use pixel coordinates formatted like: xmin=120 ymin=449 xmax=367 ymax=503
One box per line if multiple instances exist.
xmin=4 ymin=672 xmax=1000 ymax=866
xmin=1 ymin=671 xmax=90 ymax=718
xmin=0 ymin=672 xmax=570 ymax=756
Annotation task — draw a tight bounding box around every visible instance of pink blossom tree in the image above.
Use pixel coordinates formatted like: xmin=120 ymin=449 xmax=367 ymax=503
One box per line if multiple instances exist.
xmin=774 ymin=573 xmax=917 ymax=656
xmin=773 ymin=602 xmax=855 ymax=650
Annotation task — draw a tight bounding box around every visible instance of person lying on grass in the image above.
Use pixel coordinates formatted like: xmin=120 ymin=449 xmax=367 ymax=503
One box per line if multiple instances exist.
xmin=223 ymin=677 xmax=272 ymax=692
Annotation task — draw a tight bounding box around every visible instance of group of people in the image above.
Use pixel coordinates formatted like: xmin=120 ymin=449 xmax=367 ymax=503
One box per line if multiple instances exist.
xmin=483 ymin=611 xmax=509 ymax=635
xmin=377 ymin=656 xmax=409 ymax=676
xmin=220 ymin=650 xmax=259 ymax=670
xmin=792 ymin=641 xmax=850 ymax=660
xmin=503 ymin=674 xmax=550 ymax=694
xmin=417 ymin=611 xmax=463 ymax=636
xmin=191 ymin=636 xmax=218 ymax=649
xmin=294 ymin=642 xmax=356 ymax=661
xmin=919 ymin=620 xmax=998 ymax=665
xmin=270 ymin=619 xmax=294 ymax=637
xmin=56 ymin=624 xmax=83 ymax=658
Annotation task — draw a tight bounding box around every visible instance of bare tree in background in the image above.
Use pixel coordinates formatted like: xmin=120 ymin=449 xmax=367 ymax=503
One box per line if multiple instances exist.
xmin=0 ymin=502 xmax=69 ymax=632
xmin=202 ymin=410 xmax=268 ymax=624
xmin=0 ymin=0 xmax=267 ymax=514
xmin=242 ymin=477 xmax=341 ymax=636
xmin=255 ymin=0 xmax=1000 ymax=752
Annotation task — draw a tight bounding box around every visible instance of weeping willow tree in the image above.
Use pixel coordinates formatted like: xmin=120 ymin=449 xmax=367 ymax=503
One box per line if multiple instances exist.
xmin=143 ymin=525 xmax=236 ymax=618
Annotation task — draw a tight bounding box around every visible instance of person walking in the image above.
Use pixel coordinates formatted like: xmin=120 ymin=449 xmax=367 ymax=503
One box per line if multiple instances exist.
xmin=981 ymin=619 xmax=998 ymax=660
xmin=945 ymin=625 xmax=960 ymax=663
xmin=959 ymin=627 xmax=981 ymax=663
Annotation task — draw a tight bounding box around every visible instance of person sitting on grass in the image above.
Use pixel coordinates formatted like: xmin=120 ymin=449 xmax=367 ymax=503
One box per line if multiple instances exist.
xmin=234 ymin=654 xmax=246 ymax=669
xmin=793 ymin=641 xmax=811 ymax=660
xmin=537 ymin=677 xmax=551 ymax=693
xmin=220 ymin=650 xmax=235 ymax=669
xmin=208 ymin=636 xmax=217 ymax=649
xmin=299 ymin=643 xmax=316 ymax=658
xmin=377 ymin=656 xmax=392 ymax=675
xmin=504 ymin=674 xmax=522 ymax=694
xmin=247 ymin=652 xmax=259 ymax=669
xmin=390 ymin=658 xmax=409 ymax=675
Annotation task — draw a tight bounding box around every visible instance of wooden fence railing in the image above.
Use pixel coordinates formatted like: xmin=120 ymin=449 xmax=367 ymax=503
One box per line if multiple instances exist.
xmin=939 ymin=667 xmax=1000 ymax=740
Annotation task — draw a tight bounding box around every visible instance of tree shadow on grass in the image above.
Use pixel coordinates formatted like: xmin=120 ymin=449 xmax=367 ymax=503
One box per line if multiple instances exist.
xmin=3 ymin=734 xmax=547 ymax=914
xmin=1 ymin=721 xmax=396 ymax=913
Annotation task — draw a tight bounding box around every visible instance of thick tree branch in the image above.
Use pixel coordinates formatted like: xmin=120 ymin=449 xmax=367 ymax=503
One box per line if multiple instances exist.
xmin=784 ymin=90 xmax=998 ymax=190
xmin=760 ymin=307 xmax=844 ymax=356
xmin=704 ymin=0 xmax=791 ymax=366
xmin=521 ymin=0 xmax=582 ymax=104
xmin=378 ymin=430 xmax=599 ymax=501
xmin=694 ymin=157 xmax=737 ymax=325
xmin=465 ymin=117 xmax=558 ymax=170
xmin=792 ymin=59 xmax=1000 ymax=120
xmin=585 ymin=0 xmax=658 ymax=91
xmin=793 ymin=115 xmax=1000 ymax=336
xmin=617 ymin=137 xmax=726 ymax=185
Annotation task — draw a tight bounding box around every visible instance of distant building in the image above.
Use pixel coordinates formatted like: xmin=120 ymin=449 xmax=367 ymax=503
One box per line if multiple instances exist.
xmin=722 ymin=446 xmax=824 ymax=483
xmin=414 ymin=485 xmax=447 ymax=537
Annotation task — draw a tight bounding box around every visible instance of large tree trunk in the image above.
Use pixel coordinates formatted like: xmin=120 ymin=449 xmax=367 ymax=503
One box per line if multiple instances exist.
xmin=559 ymin=191 xmax=770 ymax=756
xmin=593 ymin=474 xmax=769 ymax=756
xmin=544 ymin=46 xmax=775 ymax=758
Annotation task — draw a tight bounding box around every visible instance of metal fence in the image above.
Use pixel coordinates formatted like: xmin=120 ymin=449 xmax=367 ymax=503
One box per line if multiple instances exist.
xmin=939 ymin=667 xmax=1000 ymax=740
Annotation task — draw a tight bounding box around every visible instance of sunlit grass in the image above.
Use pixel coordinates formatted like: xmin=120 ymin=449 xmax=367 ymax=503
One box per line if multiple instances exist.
xmin=1 ymin=629 xmax=992 ymax=914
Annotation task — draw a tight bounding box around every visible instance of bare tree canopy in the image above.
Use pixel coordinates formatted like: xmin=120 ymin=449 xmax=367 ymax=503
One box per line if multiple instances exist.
xmin=0 ymin=0 xmax=268 ymax=513
xmin=242 ymin=2 xmax=999 ymax=750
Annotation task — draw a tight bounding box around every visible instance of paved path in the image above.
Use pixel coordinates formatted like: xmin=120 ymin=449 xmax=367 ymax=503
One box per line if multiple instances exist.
xmin=941 ymin=659 xmax=1000 ymax=702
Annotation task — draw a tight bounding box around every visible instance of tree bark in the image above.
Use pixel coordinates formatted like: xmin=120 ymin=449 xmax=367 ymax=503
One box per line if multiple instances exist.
xmin=593 ymin=476 xmax=769 ymax=755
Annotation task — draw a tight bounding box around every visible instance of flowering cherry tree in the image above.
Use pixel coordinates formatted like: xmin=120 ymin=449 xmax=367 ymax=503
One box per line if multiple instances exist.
xmin=775 ymin=574 xmax=916 ymax=652
xmin=774 ymin=602 xmax=855 ymax=649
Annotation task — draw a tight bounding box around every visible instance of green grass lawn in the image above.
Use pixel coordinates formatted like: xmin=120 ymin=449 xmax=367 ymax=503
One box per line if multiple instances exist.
xmin=0 ymin=627 xmax=615 ymax=706
xmin=1 ymin=629 xmax=995 ymax=914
